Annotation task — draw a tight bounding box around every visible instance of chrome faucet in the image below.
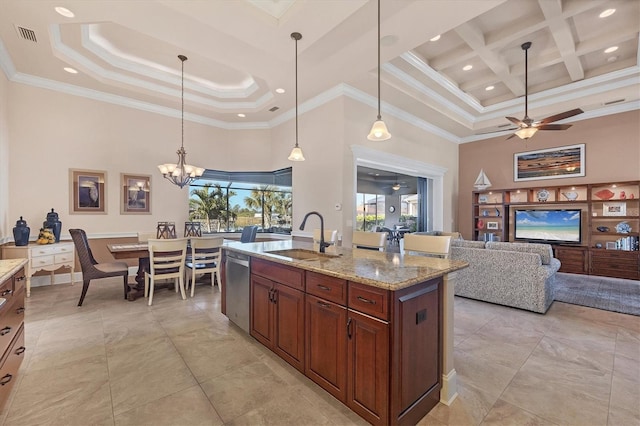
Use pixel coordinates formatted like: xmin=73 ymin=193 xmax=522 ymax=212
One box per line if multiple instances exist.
xmin=300 ymin=211 xmax=331 ymax=253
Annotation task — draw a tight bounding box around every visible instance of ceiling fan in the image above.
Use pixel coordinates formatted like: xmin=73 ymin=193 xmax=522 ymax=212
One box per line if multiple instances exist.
xmin=382 ymin=175 xmax=408 ymax=191
xmin=505 ymin=41 xmax=584 ymax=140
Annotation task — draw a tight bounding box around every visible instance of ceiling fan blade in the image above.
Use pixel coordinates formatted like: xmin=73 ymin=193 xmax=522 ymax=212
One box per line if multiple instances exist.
xmin=476 ymin=128 xmax=518 ymax=135
xmin=539 ymin=108 xmax=584 ymax=124
xmin=506 ymin=116 xmax=525 ymax=126
xmin=536 ymin=124 xmax=572 ymax=131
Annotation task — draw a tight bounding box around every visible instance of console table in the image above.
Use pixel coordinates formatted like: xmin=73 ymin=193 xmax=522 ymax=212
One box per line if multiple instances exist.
xmin=2 ymin=242 xmax=75 ymax=297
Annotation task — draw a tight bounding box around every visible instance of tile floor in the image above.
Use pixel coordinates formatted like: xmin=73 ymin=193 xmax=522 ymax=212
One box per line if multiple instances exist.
xmin=0 ymin=277 xmax=638 ymax=426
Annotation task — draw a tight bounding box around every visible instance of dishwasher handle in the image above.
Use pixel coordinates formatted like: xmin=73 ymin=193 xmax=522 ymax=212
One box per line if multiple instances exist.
xmin=226 ymin=252 xmax=250 ymax=268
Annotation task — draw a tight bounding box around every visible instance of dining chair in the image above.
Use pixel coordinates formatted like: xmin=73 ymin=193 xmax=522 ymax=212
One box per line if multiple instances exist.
xmin=156 ymin=222 xmax=177 ymax=239
xmin=69 ymin=229 xmax=129 ymax=306
xmin=313 ymin=229 xmax=338 ymax=251
xmin=240 ymin=225 xmax=258 ymax=243
xmin=186 ymin=236 xmax=223 ymax=297
xmin=401 ymin=234 xmax=453 ymax=258
xmin=145 ymin=238 xmax=188 ymax=306
xmin=184 ymin=222 xmax=202 ymax=237
xmin=352 ymin=231 xmax=387 ymax=251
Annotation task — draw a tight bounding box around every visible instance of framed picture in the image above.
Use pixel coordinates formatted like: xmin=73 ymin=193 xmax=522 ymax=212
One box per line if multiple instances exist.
xmin=121 ymin=173 xmax=151 ymax=214
xmin=69 ymin=169 xmax=107 ymax=214
xmin=487 ymin=221 xmax=499 ymax=230
xmin=514 ymin=143 xmax=585 ymax=182
xmin=602 ymin=202 xmax=626 ymax=217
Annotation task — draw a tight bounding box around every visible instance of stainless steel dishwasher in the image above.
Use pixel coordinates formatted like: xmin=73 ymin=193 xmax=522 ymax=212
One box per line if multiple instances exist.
xmin=224 ymin=251 xmax=250 ymax=333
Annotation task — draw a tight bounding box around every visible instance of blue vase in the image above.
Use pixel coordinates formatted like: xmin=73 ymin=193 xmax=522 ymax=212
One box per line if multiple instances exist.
xmin=13 ymin=216 xmax=30 ymax=246
xmin=43 ymin=208 xmax=62 ymax=243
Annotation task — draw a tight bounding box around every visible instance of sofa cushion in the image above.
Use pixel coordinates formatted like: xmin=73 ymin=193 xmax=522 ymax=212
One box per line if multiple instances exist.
xmin=485 ymin=241 xmax=553 ymax=265
xmin=451 ymin=239 xmax=486 ymax=249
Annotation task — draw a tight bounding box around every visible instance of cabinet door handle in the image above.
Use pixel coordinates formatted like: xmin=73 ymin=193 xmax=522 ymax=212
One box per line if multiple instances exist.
xmin=356 ymin=295 xmax=375 ymax=304
xmin=316 ymin=284 xmax=331 ymax=291
xmin=317 ymin=301 xmax=331 ymax=308
xmin=16 ymin=307 xmax=25 ymax=314
xmin=346 ymin=318 xmax=353 ymax=339
xmin=267 ymin=288 xmax=274 ymax=303
xmin=15 ymin=276 xmax=25 ymax=282
xmin=1 ymin=289 xmax=12 ymax=297
xmin=271 ymin=289 xmax=277 ymax=304
xmin=15 ymin=346 xmax=26 ymax=355
xmin=0 ymin=374 xmax=12 ymax=386
xmin=0 ymin=327 xmax=11 ymax=336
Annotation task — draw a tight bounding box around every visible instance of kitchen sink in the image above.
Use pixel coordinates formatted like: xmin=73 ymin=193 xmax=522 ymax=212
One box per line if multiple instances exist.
xmin=265 ymin=248 xmax=340 ymax=260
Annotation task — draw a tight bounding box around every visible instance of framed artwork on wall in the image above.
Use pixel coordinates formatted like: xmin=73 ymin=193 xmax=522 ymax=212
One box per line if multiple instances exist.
xmin=69 ymin=169 xmax=107 ymax=214
xmin=602 ymin=202 xmax=626 ymax=217
xmin=486 ymin=221 xmax=499 ymax=230
xmin=514 ymin=143 xmax=585 ymax=182
xmin=121 ymin=173 xmax=151 ymax=214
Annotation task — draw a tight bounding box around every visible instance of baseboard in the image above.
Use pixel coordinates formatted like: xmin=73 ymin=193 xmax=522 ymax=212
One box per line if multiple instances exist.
xmin=440 ymin=369 xmax=458 ymax=406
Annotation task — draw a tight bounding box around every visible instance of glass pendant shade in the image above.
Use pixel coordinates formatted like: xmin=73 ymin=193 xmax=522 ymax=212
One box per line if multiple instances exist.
xmin=288 ymin=146 xmax=305 ymax=161
xmin=367 ymin=119 xmax=391 ymax=141
xmin=515 ymin=126 xmax=539 ymax=140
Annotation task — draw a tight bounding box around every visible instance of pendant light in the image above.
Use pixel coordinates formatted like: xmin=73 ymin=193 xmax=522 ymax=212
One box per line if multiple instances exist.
xmin=288 ymin=32 xmax=305 ymax=161
xmin=367 ymin=0 xmax=391 ymax=141
xmin=158 ymin=54 xmax=205 ymax=188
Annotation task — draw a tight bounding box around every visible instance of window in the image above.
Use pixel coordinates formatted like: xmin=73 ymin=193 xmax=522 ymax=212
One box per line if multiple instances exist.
xmin=189 ymin=168 xmax=292 ymax=234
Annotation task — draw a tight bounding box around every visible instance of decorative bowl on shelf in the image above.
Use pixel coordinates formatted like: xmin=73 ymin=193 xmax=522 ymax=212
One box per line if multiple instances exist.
xmin=596 ymin=226 xmax=610 ymax=232
xmin=594 ymin=189 xmax=615 ymax=200
xmin=562 ymin=191 xmax=578 ymax=201
xmin=615 ymin=222 xmax=631 ymax=233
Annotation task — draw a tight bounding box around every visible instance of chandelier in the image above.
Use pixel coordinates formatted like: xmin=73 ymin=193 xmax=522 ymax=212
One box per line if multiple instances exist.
xmin=158 ymin=54 xmax=205 ymax=188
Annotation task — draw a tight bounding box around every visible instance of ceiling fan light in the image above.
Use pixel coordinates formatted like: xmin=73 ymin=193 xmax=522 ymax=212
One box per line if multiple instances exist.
xmin=288 ymin=146 xmax=305 ymax=161
xmin=392 ymin=183 xmax=401 ymax=191
xmin=367 ymin=119 xmax=391 ymax=141
xmin=515 ymin=127 xmax=538 ymax=140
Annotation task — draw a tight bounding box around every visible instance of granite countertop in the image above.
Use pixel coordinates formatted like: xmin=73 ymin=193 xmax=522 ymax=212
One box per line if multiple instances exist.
xmin=0 ymin=259 xmax=29 ymax=282
xmin=222 ymin=240 xmax=468 ymax=290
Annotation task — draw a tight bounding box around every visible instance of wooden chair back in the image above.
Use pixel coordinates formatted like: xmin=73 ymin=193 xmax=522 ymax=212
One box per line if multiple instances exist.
xmin=186 ymin=236 xmax=223 ymax=297
xmin=145 ymin=238 xmax=188 ymax=305
xmin=352 ymin=231 xmax=387 ymax=251
xmin=402 ymin=234 xmax=452 ymax=258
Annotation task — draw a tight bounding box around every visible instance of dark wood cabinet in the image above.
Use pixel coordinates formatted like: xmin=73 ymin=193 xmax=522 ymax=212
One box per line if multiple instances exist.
xmin=347 ymin=309 xmax=389 ymax=425
xmin=305 ymin=294 xmax=347 ymax=402
xmin=590 ymin=250 xmax=639 ymax=280
xmin=250 ymin=260 xmax=305 ymax=372
xmin=554 ymin=246 xmax=588 ymax=274
xmin=246 ymin=257 xmax=443 ymax=426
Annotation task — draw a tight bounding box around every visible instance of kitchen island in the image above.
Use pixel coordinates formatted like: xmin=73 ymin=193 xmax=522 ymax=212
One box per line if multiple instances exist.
xmin=221 ymin=240 xmax=467 ymax=426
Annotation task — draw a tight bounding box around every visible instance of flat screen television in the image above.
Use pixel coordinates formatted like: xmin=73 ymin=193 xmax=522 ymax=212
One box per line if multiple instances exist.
xmin=514 ymin=209 xmax=581 ymax=244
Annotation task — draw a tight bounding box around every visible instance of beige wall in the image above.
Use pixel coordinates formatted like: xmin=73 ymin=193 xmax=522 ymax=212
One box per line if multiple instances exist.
xmin=2 ymin=82 xmax=460 ymax=249
xmin=0 ymin=72 xmax=8 ymax=238
xmin=458 ymin=110 xmax=640 ymax=240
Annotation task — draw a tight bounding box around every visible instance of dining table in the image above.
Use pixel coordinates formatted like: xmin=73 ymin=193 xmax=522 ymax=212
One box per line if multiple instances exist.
xmin=108 ymin=242 xmax=150 ymax=301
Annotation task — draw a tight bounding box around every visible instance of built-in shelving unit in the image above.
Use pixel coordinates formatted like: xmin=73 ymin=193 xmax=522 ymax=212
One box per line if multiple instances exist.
xmin=472 ymin=180 xmax=639 ymax=280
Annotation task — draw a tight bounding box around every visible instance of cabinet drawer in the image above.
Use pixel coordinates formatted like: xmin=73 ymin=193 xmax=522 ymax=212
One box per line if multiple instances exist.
xmin=30 ymin=246 xmax=56 ymax=257
xmin=31 ymin=255 xmax=54 ymax=268
xmin=12 ymin=269 xmax=26 ymax=295
xmin=53 ymin=244 xmax=73 ymax=255
xmin=348 ymin=282 xmax=389 ymax=321
xmin=306 ymin=272 xmax=347 ymax=305
xmin=0 ymin=326 xmax=25 ymax=410
xmin=54 ymin=253 xmax=74 ymax=264
xmin=0 ymin=291 xmax=25 ymax=357
xmin=251 ymin=258 xmax=304 ymax=291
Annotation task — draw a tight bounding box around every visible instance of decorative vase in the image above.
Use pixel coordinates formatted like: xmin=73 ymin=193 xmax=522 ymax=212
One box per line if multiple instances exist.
xmin=12 ymin=216 xmax=30 ymax=246
xmin=43 ymin=208 xmax=62 ymax=243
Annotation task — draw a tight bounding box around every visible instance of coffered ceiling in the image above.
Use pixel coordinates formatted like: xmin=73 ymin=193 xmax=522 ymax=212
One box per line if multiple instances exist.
xmin=1 ymin=0 xmax=638 ymax=143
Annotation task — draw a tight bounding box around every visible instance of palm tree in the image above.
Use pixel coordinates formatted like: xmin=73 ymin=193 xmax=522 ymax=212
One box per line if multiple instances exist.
xmin=244 ymin=185 xmax=287 ymax=230
xmin=189 ymin=184 xmax=224 ymax=232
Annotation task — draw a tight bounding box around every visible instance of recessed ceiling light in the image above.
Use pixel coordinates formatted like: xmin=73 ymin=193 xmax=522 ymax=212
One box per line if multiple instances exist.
xmin=463 ymin=64 xmax=473 ymax=71
xmin=275 ymin=88 xmax=285 ymax=94
xmin=604 ymin=46 xmax=618 ymax=54
xmin=485 ymin=85 xmax=494 ymax=91
xmin=237 ymin=113 xmax=246 ymax=118
xmin=607 ymin=56 xmax=618 ymax=63
xmin=430 ymin=35 xmax=441 ymax=42
xmin=63 ymin=67 xmax=78 ymax=74
xmin=54 ymin=6 xmax=74 ymax=17
xmin=599 ymin=8 xmax=616 ymax=18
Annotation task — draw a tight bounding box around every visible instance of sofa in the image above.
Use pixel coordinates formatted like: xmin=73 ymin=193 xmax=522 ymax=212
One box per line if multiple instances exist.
xmin=450 ymin=240 xmax=561 ymax=313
